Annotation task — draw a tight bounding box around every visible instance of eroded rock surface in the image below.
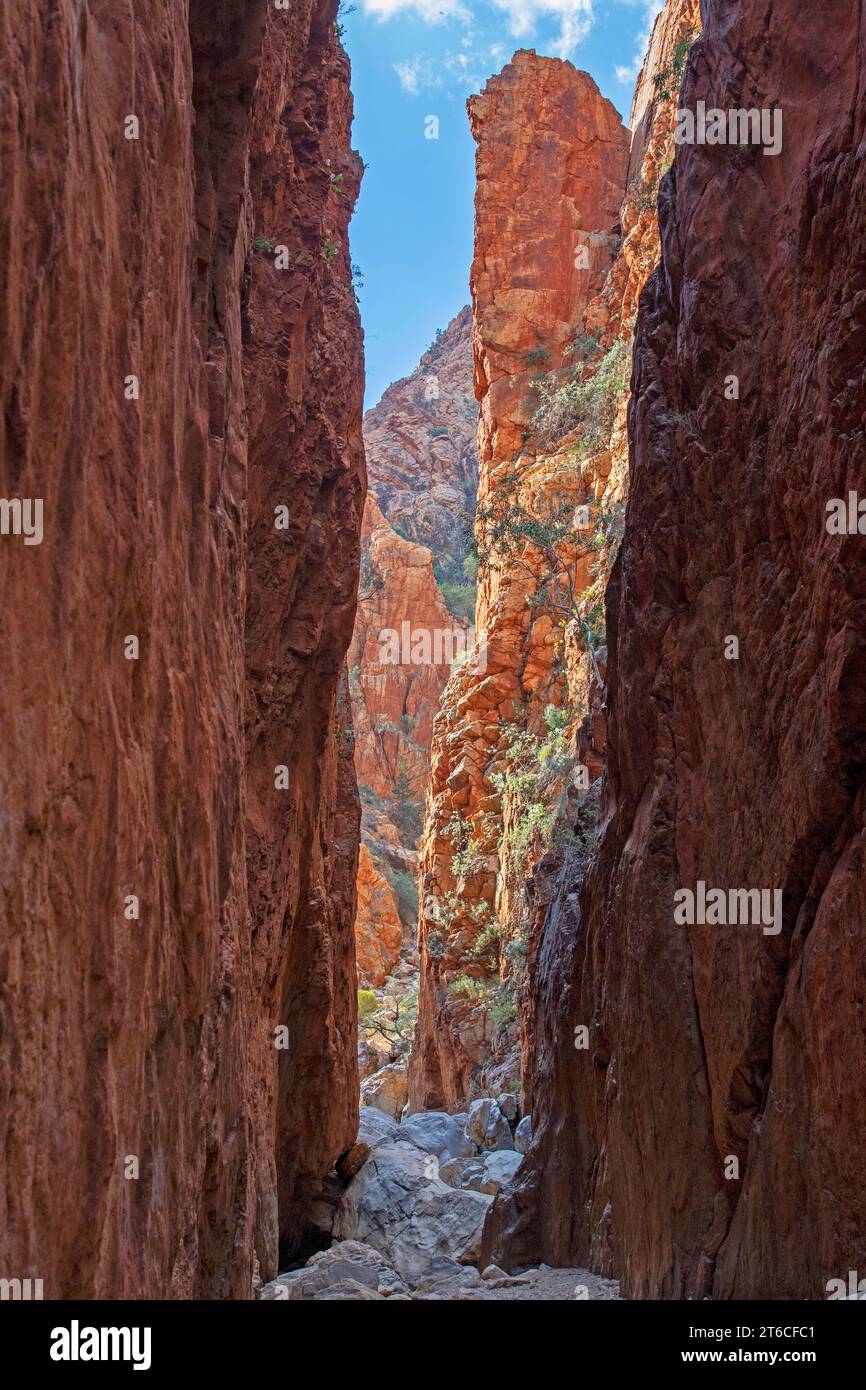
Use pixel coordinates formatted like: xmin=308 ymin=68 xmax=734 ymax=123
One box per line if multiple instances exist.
xmin=410 ymin=51 xmax=630 ymax=1111
xmin=0 ymin=0 xmax=363 ymax=1296
xmin=349 ymin=311 xmax=479 ymax=1005
xmin=484 ymin=0 xmax=866 ymax=1300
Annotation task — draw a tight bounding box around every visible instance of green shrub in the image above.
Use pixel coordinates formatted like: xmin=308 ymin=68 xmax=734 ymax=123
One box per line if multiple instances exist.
xmin=448 ymin=975 xmax=487 ymax=1003
xmin=427 ymin=930 xmax=446 ymax=959
xmin=437 ymin=580 xmax=476 ymax=624
xmin=532 ymin=338 xmax=631 ymax=450
xmin=489 ymin=990 xmax=517 ymax=1030
xmin=652 ymin=25 xmax=698 ymax=102
xmin=525 ymin=346 xmax=550 ymax=368
xmin=357 ymin=988 xmax=378 ymax=1020
xmin=384 ymin=865 xmax=419 ymax=925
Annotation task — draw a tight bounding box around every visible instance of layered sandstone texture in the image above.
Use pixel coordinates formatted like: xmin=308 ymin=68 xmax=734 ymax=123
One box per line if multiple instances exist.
xmin=363 ymin=306 xmax=478 ymax=580
xmin=349 ymin=309 xmax=478 ymax=984
xmin=0 ymin=0 xmax=363 ymax=1297
xmin=485 ymin=0 xmax=866 ymax=1299
xmin=409 ymin=54 xmax=630 ymax=1111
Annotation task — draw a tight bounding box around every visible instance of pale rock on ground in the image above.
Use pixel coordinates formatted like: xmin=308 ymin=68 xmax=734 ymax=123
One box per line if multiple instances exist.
xmin=256 ymin=1101 xmax=619 ymax=1300
xmin=333 ymin=1140 xmax=492 ymax=1283
xmin=466 ymin=1097 xmax=513 ymax=1152
xmin=398 ymin=1110 xmax=475 ymax=1160
xmin=357 ymin=1106 xmax=399 ymax=1147
xmin=259 ymin=1241 xmax=408 ymax=1300
xmin=514 ymin=1115 xmax=532 ymax=1153
xmin=497 ymin=1093 xmax=518 ymax=1123
xmin=439 ymin=1155 xmax=485 ymax=1190
xmin=360 ymin=1063 xmax=408 ymax=1119
xmin=480 ymin=1150 xmax=523 ymax=1194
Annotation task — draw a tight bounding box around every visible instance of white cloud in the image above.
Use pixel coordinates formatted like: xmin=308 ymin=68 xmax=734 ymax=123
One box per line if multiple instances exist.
xmin=363 ymin=0 xmax=473 ymax=21
xmin=393 ymin=56 xmax=442 ymax=93
xmin=615 ymin=55 xmax=642 ymax=83
xmin=393 ymin=58 xmax=422 ymax=92
xmin=614 ymin=0 xmax=663 ymax=84
xmin=489 ymin=1 xmax=594 ymax=57
xmin=364 ymin=0 xmax=595 ymax=58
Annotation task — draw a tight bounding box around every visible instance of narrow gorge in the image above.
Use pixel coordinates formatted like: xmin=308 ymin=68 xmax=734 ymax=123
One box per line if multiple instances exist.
xmin=1 ymin=0 xmax=864 ymax=1322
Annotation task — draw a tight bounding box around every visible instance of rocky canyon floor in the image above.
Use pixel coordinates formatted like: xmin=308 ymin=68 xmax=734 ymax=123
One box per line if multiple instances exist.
xmin=257 ymin=1105 xmax=620 ymax=1301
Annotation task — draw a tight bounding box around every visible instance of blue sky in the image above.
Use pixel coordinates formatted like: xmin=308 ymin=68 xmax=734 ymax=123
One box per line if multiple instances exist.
xmin=342 ymin=0 xmax=662 ymax=407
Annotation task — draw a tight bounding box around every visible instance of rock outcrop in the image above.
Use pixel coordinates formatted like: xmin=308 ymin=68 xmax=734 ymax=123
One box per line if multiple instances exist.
xmin=362 ymin=307 xmax=478 ymax=577
xmin=484 ymin=0 xmax=866 ymax=1300
xmin=355 ymin=844 xmax=404 ymax=987
xmin=409 ymin=52 xmax=630 ymax=1111
xmin=349 ymin=310 xmax=478 ymax=1005
xmin=0 ymin=0 xmax=363 ymax=1297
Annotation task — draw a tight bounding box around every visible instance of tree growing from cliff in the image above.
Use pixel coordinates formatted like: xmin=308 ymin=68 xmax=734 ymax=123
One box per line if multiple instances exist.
xmin=357 ymin=984 xmax=417 ymax=1062
xmin=652 ymin=24 xmax=699 ymax=102
xmin=390 ymin=758 xmax=421 ymax=842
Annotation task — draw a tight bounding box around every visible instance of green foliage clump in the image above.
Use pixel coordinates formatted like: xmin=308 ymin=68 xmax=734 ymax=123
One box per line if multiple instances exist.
xmin=390 ymin=760 xmax=422 ymax=842
xmin=491 ymin=705 xmax=575 ymax=875
xmin=525 ymin=346 xmax=550 ymax=368
xmin=445 ymin=812 xmax=485 ymax=879
xmin=383 ymin=864 xmax=419 ymax=926
xmin=448 ymin=975 xmax=488 ymax=1003
xmin=567 ymin=330 xmax=601 ymax=361
xmin=357 ymin=988 xmax=378 ymax=1020
xmin=652 ymin=25 xmax=698 ymax=102
xmin=532 ymin=338 xmax=632 ymax=450
xmin=489 ymin=988 xmax=517 ymax=1030
xmin=358 ymin=982 xmax=417 ymax=1062
xmin=436 ymin=578 xmax=476 ymax=624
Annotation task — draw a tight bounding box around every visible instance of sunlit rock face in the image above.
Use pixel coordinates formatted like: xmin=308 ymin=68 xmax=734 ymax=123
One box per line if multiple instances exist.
xmin=362 ymin=306 xmax=478 ymax=579
xmin=0 ymin=0 xmax=364 ymax=1295
xmin=349 ymin=310 xmax=479 ymax=987
xmin=485 ymin=0 xmax=866 ymax=1300
xmin=409 ymin=51 xmax=630 ymax=1113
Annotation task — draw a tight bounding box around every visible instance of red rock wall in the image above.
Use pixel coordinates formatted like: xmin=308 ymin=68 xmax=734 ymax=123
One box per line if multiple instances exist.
xmin=349 ymin=309 xmax=478 ymax=989
xmin=485 ymin=0 xmax=866 ymax=1298
xmin=409 ymin=53 xmax=630 ymax=1112
xmin=0 ymin=0 xmax=363 ymax=1297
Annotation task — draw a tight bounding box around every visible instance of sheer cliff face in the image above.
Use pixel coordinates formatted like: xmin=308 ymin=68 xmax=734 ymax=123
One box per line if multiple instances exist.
xmin=349 ymin=309 xmax=478 ymax=987
xmin=363 ymin=307 xmax=477 ymax=576
xmin=409 ymin=53 xmax=630 ymax=1112
xmin=486 ymin=0 xmax=866 ymax=1299
xmin=0 ymin=0 xmax=363 ymax=1298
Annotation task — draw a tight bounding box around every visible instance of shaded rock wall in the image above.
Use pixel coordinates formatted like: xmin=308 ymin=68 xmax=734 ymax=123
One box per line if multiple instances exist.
xmin=485 ymin=0 xmax=866 ymax=1299
xmin=0 ymin=0 xmax=363 ymax=1297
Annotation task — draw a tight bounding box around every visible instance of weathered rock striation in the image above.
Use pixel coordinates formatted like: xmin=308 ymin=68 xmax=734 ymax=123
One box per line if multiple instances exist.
xmin=349 ymin=309 xmax=478 ymax=986
xmin=0 ymin=0 xmax=363 ymax=1297
xmin=409 ymin=52 xmax=630 ymax=1111
xmin=485 ymin=0 xmax=866 ymax=1299
xmin=363 ymin=307 xmax=478 ymax=580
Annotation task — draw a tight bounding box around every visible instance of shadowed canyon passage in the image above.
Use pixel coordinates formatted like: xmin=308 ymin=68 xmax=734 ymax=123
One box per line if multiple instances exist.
xmin=1 ymin=0 xmax=865 ymax=1305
